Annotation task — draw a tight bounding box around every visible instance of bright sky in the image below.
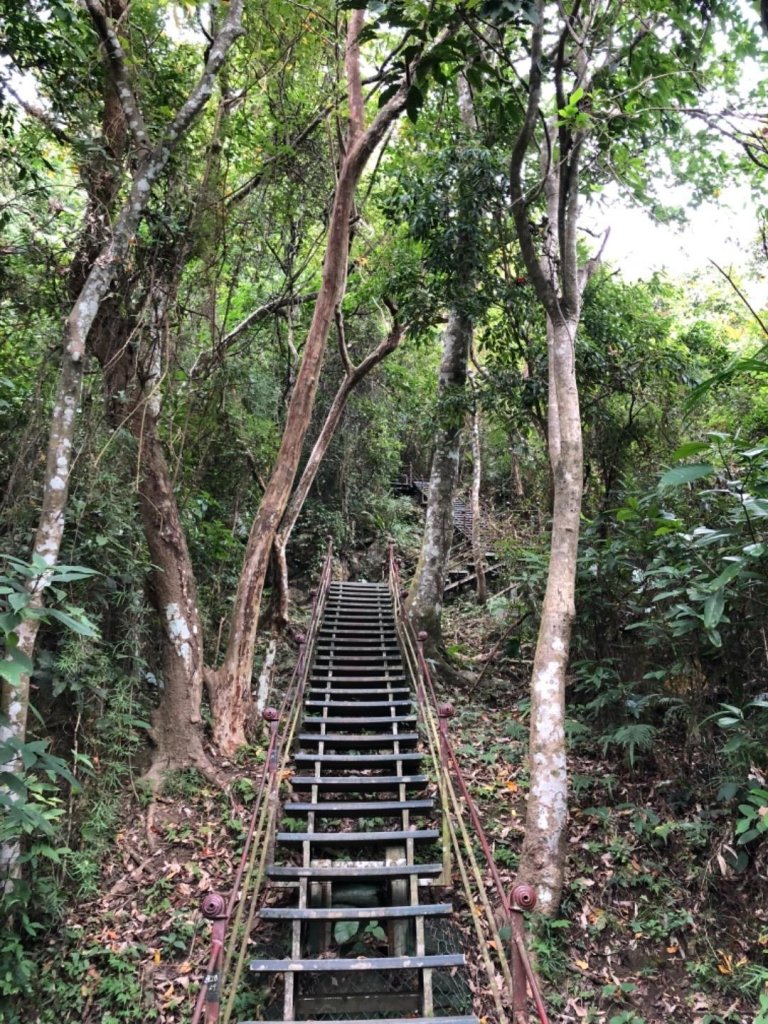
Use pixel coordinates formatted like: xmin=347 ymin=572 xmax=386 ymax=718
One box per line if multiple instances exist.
xmin=582 ymin=182 xmax=765 ymax=304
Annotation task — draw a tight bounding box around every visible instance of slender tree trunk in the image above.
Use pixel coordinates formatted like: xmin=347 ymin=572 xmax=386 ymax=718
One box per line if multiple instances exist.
xmin=407 ymin=310 xmax=471 ymax=647
xmin=0 ymin=1 xmax=244 ymax=880
xmin=407 ymin=71 xmax=476 ymax=650
xmin=274 ymin=318 xmax=403 ymax=627
xmin=516 ymin=313 xmax=582 ymax=912
xmin=507 ymin=3 xmax=604 ymax=911
xmin=509 ymin=432 xmax=525 ymax=500
xmin=469 ymin=399 xmax=487 ymax=605
xmin=206 ymin=13 xmax=418 ymax=753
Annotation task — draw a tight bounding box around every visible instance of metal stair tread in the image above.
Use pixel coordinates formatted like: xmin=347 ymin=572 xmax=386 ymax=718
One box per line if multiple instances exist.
xmin=249 ymin=953 xmax=465 ymax=972
xmin=284 ymin=799 xmax=434 ymax=814
xmin=298 ymin=731 xmax=419 ymax=744
xmin=294 ymin=752 xmax=423 ymax=765
xmin=289 ymin=774 xmax=427 ymax=789
xmin=260 ymin=902 xmax=451 ymax=921
xmin=266 ymin=862 xmax=443 ymax=880
xmin=306 ymin=693 xmax=411 ymax=701
xmin=302 ymin=715 xmax=417 ymax=725
xmin=241 ymin=1017 xmax=478 ymax=1024
xmin=305 ymin=700 xmax=415 ymax=708
xmin=309 ymin=675 xmax=407 ymax=683
xmin=276 ymin=828 xmax=439 ymax=844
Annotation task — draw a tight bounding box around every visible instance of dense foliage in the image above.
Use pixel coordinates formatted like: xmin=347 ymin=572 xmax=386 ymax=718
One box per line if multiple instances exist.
xmin=1 ymin=0 xmax=766 ymax=1019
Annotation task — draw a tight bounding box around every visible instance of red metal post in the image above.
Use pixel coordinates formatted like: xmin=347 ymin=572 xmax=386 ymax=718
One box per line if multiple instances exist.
xmin=200 ymin=892 xmax=227 ymax=1023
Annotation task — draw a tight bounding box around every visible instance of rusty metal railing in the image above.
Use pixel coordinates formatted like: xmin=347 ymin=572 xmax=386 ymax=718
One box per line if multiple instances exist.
xmin=191 ymin=537 xmax=335 ymax=1024
xmin=387 ymin=539 xmax=549 ymax=1024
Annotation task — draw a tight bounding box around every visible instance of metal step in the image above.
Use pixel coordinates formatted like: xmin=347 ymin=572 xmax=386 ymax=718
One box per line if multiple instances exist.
xmin=309 ymin=675 xmax=408 ymax=684
xmin=260 ymin=903 xmax=451 ymax=921
xmin=249 ymin=954 xmax=465 ymax=972
xmin=266 ymin=863 xmax=443 ymax=881
xmin=307 ymin=692 xmax=411 ymax=701
xmin=315 ymin=641 xmax=401 ymax=650
xmin=289 ymin=774 xmax=428 ymax=791
xmin=302 ymin=715 xmax=417 ymax=726
xmin=305 ymin=696 xmax=411 ymax=705
xmin=284 ymin=799 xmax=434 ymax=815
xmin=242 ymin=1017 xmax=479 ymax=1024
xmin=294 ymin=752 xmax=423 ymax=766
xmin=298 ymin=732 xmax=420 ymax=747
xmin=276 ymin=829 xmax=439 ymax=845
xmin=318 ymin=629 xmax=398 ymax=638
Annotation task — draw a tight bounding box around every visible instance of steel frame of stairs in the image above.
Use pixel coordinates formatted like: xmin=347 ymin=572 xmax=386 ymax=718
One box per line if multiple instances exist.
xmin=245 ymin=580 xmax=477 ymax=1024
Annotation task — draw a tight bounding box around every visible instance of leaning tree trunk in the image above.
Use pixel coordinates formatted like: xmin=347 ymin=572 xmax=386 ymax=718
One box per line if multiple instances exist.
xmin=206 ymin=12 xmax=421 ymax=754
xmin=274 ymin=317 xmax=404 ymax=626
xmin=407 ymin=310 xmax=471 ymax=648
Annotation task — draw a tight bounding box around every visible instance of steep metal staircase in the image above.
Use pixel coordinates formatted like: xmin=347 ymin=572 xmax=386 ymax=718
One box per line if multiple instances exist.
xmin=246 ymin=580 xmax=475 ymax=1023
xmin=192 ymin=542 xmax=548 ymax=1024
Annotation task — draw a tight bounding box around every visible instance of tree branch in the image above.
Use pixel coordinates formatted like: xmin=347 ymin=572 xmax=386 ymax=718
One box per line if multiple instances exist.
xmin=346 ymin=10 xmax=366 ymax=141
xmin=84 ymin=0 xmax=151 ymax=153
xmin=509 ymin=1 xmax=559 ymax=315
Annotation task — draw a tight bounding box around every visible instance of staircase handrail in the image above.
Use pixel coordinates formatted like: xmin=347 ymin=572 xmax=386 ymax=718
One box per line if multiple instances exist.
xmin=192 ymin=537 xmax=335 ymax=1024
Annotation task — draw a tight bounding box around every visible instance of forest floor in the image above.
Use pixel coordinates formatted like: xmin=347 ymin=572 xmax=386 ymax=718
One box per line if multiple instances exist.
xmin=16 ymin=583 xmax=768 ymax=1024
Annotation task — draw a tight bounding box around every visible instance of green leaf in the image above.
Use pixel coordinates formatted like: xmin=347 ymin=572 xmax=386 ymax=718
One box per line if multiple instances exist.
xmin=670 ymin=440 xmax=711 ymax=460
xmin=46 ymin=608 xmax=99 ymax=638
xmin=707 ymin=561 xmax=744 ymax=590
xmin=333 ymin=920 xmax=359 ymax=944
xmin=405 ymin=84 xmax=424 ymax=124
xmin=703 ymin=590 xmax=725 ymax=630
xmin=0 ymin=646 xmax=33 ymax=686
xmin=0 ymin=772 xmax=27 ymax=799
xmin=658 ymin=463 xmax=715 ymax=489
xmin=737 ymin=827 xmax=760 ymax=845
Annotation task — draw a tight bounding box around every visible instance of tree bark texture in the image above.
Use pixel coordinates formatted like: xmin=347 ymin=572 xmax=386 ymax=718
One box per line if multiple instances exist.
xmin=207 ymin=12 xmax=417 ymax=753
xmin=7 ymin=0 xmax=245 ymax=684
xmin=508 ymin=2 xmax=602 ymax=912
xmin=516 ymin=313 xmax=582 ymax=913
xmin=407 ymin=311 xmax=471 ymax=647
xmin=274 ymin=319 xmax=404 ymax=626
xmin=469 ymin=400 xmax=487 ymax=605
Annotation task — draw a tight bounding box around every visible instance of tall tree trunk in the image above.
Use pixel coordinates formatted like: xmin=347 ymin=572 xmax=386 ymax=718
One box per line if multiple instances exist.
xmin=516 ymin=313 xmax=582 ymax=912
xmin=127 ymin=289 xmax=212 ymax=781
xmin=206 ymin=13 xmax=420 ymax=753
xmin=274 ymin=316 xmax=404 ymax=627
xmin=507 ymin=3 xmax=604 ymax=911
xmin=469 ymin=397 xmax=487 ymax=606
xmin=407 ymin=71 xmax=477 ymax=651
xmin=407 ymin=310 xmax=470 ymax=648
xmin=0 ymin=0 xmax=244 ymax=881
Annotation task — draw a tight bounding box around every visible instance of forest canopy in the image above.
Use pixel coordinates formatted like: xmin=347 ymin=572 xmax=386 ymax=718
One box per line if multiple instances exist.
xmin=1 ymin=1 xmax=767 ymax=1021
